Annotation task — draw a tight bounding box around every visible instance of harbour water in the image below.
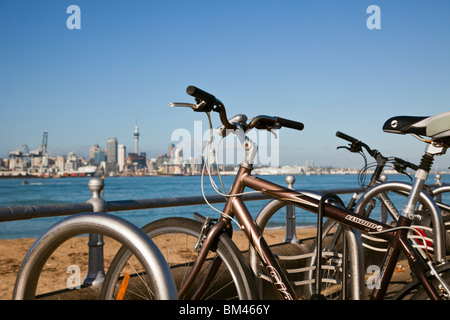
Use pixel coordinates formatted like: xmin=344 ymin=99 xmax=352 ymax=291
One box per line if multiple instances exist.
xmin=0 ymin=173 xmax=446 ymax=239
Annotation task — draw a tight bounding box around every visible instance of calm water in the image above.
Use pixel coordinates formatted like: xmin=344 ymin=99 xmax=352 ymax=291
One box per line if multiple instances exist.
xmin=0 ymin=173 xmax=446 ymax=239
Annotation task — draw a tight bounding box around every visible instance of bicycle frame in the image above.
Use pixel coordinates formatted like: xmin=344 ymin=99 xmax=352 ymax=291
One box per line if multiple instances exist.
xmin=179 ymin=164 xmax=441 ymax=300
xmin=173 ymin=87 xmax=448 ymax=300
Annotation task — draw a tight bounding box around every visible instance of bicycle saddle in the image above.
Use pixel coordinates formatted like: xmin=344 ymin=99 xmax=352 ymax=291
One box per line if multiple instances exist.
xmin=383 ymin=111 xmax=450 ymax=144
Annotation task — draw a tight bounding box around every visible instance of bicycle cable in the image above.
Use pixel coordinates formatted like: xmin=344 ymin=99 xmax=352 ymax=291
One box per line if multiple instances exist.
xmin=200 ymin=113 xmax=255 ymax=229
xmin=368 ymin=226 xmax=433 ymax=261
xmin=200 ymin=112 xmax=237 ymax=225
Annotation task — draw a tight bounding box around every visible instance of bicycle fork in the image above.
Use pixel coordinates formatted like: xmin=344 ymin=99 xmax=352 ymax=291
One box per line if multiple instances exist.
xmin=177 ymin=218 xmax=230 ymax=299
xmin=178 ymin=212 xmax=298 ymax=300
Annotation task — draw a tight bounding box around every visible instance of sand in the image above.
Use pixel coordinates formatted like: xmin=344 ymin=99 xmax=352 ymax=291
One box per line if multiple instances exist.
xmin=0 ymin=227 xmax=318 ymax=300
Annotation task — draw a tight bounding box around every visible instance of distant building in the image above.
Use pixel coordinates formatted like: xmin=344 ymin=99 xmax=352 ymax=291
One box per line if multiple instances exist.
xmin=118 ymin=144 xmax=126 ymax=172
xmin=65 ymin=152 xmax=78 ymax=171
xmin=128 ymin=152 xmax=146 ymax=170
xmin=93 ymin=149 xmax=105 ymax=165
xmin=156 ymin=154 xmax=170 ymax=167
xmin=90 ymin=144 xmax=101 ymax=161
xmin=107 ymin=137 xmax=118 ymax=164
xmin=55 ymin=155 xmax=65 ymax=172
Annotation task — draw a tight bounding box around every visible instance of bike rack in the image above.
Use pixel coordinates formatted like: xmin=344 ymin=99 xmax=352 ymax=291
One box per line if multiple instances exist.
xmin=252 ymin=187 xmax=365 ymax=300
xmin=355 ymin=181 xmax=447 ymax=264
xmin=12 ymin=212 xmax=177 ymax=300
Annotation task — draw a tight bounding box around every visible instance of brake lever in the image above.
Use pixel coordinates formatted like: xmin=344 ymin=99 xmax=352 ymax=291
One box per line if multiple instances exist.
xmin=170 ymin=102 xmax=197 ymax=109
xmin=337 ymin=144 xmax=362 ymax=153
xmin=170 ymin=101 xmax=213 ymax=112
xmin=337 ymin=146 xmax=351 ymax=151
xmin=337 ymin=145 xmax=362 ymax=153
xmin=393 ymin=163 xmax=413 ymax=181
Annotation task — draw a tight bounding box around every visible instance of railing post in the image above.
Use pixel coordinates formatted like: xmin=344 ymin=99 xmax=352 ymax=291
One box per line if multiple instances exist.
xmin=84 ymin=178 xmax=106 ymax=286
xmin=379 ymin=174 xmax=389 ymax=223
xmin=435 ymin=174 xmax=442 ymax=202
xmin=283 ymin=175 xmax=301 ymax=244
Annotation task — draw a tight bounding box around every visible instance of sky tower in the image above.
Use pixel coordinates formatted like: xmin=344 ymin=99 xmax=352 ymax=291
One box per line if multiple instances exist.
xmin=134 ymin=121 xmax=140 ymax=154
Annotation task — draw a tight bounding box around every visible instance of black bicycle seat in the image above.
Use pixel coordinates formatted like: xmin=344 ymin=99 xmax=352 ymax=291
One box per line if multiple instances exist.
xmin=383 ymin=111 xmax=450 ymax=144
xmin=383 ymin=116 xmax=428 ymax=135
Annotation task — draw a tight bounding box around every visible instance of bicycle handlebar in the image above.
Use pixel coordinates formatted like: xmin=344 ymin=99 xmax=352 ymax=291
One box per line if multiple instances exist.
xmin=186 ymin=85 xmax=219 ymax=111
xmin=392 ymin=157 xmax=419 ymax=171
xmin=275 ymin=117 xmax=304 ymax=131
xmin=183 ymin=85 xmax=304 ymax=132
xmin=336 ymin=131 xmax=359 ymax=144
xmin=249 ymin=115 xmax=304 ymax=131
xmin=336 ymin=131 xmax=418 ymax=173
xmin=336 ymin=131 xmax=377 ymax=157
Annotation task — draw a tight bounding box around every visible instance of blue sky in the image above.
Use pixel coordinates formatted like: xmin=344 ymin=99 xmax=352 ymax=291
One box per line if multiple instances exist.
xmin=1 ymin=0 xmax=450 ymax=170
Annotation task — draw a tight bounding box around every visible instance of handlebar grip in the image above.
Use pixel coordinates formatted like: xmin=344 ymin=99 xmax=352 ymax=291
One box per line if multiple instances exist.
xmin=275 ymin=117 xmax=304 ymax=131
xmin=186 ymin=86 xmax=217 ymax=104
xmin=336 ymin=131 xmax=359 ymax=144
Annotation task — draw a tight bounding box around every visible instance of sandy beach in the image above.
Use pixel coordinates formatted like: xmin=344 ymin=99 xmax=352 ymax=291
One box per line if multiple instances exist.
xmin=0 ymin=227 xmax=318 ymax=300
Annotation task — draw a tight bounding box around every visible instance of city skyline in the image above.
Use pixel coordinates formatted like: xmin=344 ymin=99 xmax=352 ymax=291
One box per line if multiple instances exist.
xmin=1 ymin=1 xmax=450 ymax=169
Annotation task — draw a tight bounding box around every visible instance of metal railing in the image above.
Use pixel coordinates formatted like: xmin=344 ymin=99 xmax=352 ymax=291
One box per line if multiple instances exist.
xmin=0 ymin=177 xmax=363 ymax=222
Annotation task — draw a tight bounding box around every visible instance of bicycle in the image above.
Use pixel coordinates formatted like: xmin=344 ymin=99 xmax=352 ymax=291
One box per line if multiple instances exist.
xmin=102 ymin=86 xmax=450 ymax=300
xmin=12 ymin=178 xmax=177 ymax=300
xmin=252 ymin=132 xmax=446 ymax=299
xmin=336 ymin=131 xmax=450 ymax=253
xmin=281 ymin=131 xmax=449 ymax=299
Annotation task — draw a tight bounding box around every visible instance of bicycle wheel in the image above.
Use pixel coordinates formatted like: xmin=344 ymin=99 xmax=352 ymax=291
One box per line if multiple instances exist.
xmin=391 ymin=263 xmax=450 ymax=300
xmin=353 ymin=182 xmax=449 ymax=299
xmin=354 ymin=181 xmax=446 ymax=264
xmin=101 ymin=217 xmax=258 ymax=300
xmin=13 ymin=213 xmax=177 ymax=300
xmin=430 ymin=185 xmax=450 ymax=252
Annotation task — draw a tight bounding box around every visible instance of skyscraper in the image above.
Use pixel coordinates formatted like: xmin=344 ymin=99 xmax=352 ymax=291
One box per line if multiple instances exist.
xmin=107 ymin=137 xmax=118 ymax=164
xmin=90 ymin=144 xmax=101 ymax=162
xmin=93 ymin=149 xmax=105 ymax=165
xmin=118 ymin=144 xmax=126 ymax=172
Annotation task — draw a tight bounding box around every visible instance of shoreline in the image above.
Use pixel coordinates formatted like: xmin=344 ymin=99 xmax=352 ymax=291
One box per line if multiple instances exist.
xmin=0 ymin=173 xmax=364 ymax=179
xmin=1 ymin=172 xmax=447 ymax=180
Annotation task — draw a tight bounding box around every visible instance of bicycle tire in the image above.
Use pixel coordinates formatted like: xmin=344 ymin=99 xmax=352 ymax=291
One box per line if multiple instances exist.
xmin=430 ymin=185 xmax=450 ymax=252
xmin=13 ymin=212 xmax=177 ymax=300
xmin=354 ymin=181 xmax=446 ymax=263
xmin=391 ymin=263 xmax=450 ymax=300
xmin=101 ymin=217 xmax=258 ymax=300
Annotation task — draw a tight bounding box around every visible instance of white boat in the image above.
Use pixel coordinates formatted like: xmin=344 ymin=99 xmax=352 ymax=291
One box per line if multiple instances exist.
xmin=77 ymin=166 xmax=97 ymax=176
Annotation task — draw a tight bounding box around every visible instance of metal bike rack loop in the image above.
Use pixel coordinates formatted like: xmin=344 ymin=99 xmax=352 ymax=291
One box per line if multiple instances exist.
xmin=12 ymin=212 xmax=177 ymax=300
xmin=354 ymin=181 xmax=447 ymax=264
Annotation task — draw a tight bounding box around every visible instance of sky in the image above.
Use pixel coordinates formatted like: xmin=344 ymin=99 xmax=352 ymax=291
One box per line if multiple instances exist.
xmin=1 ymin=0 xmax=450 ymax=170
